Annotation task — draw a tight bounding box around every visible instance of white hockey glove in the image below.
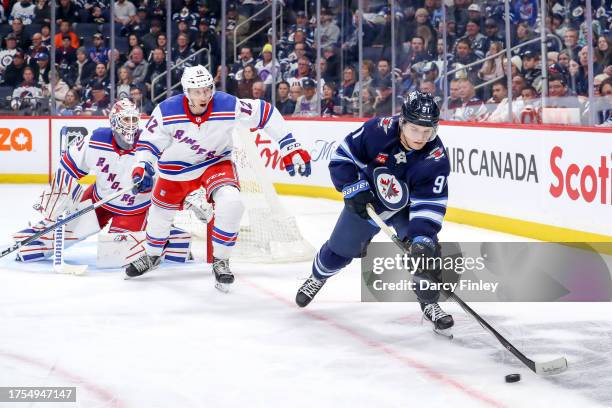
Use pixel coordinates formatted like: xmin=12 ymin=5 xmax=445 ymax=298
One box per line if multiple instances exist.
xmin=183 ymin=188 xmax=214 ymax=223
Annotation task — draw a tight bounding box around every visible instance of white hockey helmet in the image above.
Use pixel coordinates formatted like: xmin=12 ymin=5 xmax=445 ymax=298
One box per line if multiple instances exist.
xmin=181 ymin=65 xmax=215 ymax=103
xmin=109 ymin=98 xmax=140 ymax=149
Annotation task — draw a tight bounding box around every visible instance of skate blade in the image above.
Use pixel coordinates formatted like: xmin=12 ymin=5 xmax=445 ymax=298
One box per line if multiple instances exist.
xmin=215 ymin=282 xmax=231 ymax=293
xmin=433 ymin=327 xmax=454 ymax=340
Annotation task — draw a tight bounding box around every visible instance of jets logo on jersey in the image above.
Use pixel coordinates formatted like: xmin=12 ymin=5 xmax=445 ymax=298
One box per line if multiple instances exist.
xmin=378 ymin=117 xmax=393 ymax=134
xmin=373 ymin=167 xmax=409 ymax=210
xmin=426 ymin=146 xmax=445 ymax=161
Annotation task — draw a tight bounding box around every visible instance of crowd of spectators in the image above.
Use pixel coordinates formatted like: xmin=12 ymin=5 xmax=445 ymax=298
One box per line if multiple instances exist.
xmin=0 ymin=0 xmax=610 ymax=125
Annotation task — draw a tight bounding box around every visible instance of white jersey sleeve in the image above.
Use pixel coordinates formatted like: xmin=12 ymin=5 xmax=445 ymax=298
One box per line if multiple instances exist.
xmin=234 ymin=98 xmax=294 ymax=143
xmin=135 ymin=105 xmax=174 ymax=166
xmin=59 ymin=134 xmax=91 ymax=180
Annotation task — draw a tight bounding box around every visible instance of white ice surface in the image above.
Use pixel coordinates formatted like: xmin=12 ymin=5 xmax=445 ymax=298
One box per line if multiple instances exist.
xmin=0 ymin=185 xmax=610 ymax=408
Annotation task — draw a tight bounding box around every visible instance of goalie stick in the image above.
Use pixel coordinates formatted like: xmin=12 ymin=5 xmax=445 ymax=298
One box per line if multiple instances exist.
xmin=1 ymin=184 xmax=136 ymax=260
xmin=365 ymin=204 xmax=568 ymax=376
xmin=52 ymin=214 xmax=88 ymax=276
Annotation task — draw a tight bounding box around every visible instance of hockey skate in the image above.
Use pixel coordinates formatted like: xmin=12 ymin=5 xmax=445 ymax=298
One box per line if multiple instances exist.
xmin=295 ymin=275 xmax=326 ymax=307
xmin=213 ymin=257 xmax=234 ymax=293
xmin=421 ymin=302 xmax=454 ymax=339
xmin=125 ymin=254 xmax=161 ymax=278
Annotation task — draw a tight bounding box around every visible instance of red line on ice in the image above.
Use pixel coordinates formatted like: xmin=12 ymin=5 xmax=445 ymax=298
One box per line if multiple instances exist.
xmin=0 ymin=350 xmax=127 ymax=408
xmin=241 ymin=277 xmax=508 ymax=408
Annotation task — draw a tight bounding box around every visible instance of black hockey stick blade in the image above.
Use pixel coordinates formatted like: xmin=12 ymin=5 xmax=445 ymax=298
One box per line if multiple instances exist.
xmin=365 ymin=204 xmax=569 ymax=376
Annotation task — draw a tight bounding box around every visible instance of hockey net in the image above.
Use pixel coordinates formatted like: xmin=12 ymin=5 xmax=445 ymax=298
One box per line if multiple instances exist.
xmin=173 ymin=127 xmax=316 ymax=263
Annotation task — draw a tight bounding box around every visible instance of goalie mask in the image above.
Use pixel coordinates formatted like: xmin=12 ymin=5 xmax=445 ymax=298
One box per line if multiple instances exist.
xmin=109 ymin=99 xmax=140 ymax=150
xmin=181 ymin=65 xmax=215 ymax=108
xmin=400 ymin=90 xmax=440 ymax=142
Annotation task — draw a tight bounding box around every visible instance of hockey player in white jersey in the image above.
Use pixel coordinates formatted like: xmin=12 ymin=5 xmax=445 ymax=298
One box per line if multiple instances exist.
xmin=13 ymin=99 xmax=191 ymax=266
xmin=126 ymin=65 xmax=312 ymax=289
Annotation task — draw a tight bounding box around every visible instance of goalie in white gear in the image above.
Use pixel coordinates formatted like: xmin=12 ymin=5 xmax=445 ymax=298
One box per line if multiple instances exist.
xmin=13 ymin=99 xmax=192 ymax=267
xmin=126 ymin=65 xmax=312 ymax=290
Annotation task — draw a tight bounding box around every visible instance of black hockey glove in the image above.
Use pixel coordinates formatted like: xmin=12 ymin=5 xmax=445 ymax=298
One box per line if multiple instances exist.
xmin=342 ymin=180 xmax=376 ymax=219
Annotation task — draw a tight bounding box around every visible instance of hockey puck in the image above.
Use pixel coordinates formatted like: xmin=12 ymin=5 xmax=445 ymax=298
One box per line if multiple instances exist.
xmin=505 ymin=374 xmax=521 ymax=383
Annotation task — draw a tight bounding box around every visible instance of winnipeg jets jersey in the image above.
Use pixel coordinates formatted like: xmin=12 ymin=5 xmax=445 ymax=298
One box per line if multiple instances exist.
xmin=60 ymin=127 xmax=151 ymax=215
xmin=330 ymin=116 xmax=450 ymax=241
xmin=135 ymin=92 xmax=292 ymax=181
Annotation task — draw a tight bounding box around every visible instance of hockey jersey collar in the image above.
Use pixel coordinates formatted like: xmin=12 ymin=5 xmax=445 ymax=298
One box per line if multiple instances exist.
xmin=182 ymin=95 xmax=214 ymax=126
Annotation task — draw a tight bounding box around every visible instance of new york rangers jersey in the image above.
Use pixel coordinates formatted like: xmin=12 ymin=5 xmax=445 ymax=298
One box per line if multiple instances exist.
xmin=60 ymin=127 xmax=151 ymax=215
xmin=135 ymin=92 xmax=292 ymax=181
xmin=330 ymin=116 xmax=450 ymax=241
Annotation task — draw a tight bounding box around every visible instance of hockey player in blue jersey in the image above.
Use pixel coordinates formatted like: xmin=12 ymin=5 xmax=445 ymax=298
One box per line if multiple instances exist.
xmin=296 ymin=91 xmax=454 ymax=332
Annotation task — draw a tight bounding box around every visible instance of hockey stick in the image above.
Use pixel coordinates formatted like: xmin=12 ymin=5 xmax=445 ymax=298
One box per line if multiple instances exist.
xmin=53 ymin=214 xmax=88 ymax=276
xmin=1 ymin=184 xmax=136 ymax=260
xmin=365 ymin=204 xmax=568 ymax=376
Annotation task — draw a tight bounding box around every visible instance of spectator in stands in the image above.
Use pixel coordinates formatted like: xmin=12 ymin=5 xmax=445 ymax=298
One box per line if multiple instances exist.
xmin=521 ymin=50 xmax=542 ymax=93
xmin=512 ymin=23 xmax=537 ymax=57
xmin=9 ymin=0 xmax=35 ymax=25
xmin=351 ymin=59 xmax=375 ymax=103
xmin=224 ymin=3 xmax=249 ymax=52
xmin=33 ymin=0 xmax=50 ymax=25
xmin=131 ymin=6 xmax=151 ymax=38
xmin=339 ymin=66 xmax=356 ymax=115
xmin=130 ymin=84 xmax=153 ymax=115
xmin=81 ymin=0 xmax=108 ymax=24
xmin=5 ymin=18 xmax=31 ymax=50
xmin=26 ymin=33 xmax=47 ymax=65
xmin=11 ymin=67 xmax=42 ymax=114
xmin=483 ymin=79 xmax=512 ymax=122
xmin=40 ymin=23 xmax=51 ymax=47
xmin=419 ymin=79 xmax=439 ymax=102
xmin=399 ymin=36 xmax=428 ymax=77
xmin=511 ymin=75 xmax=527 ymax=100
xmin=275 ymin=81 xmax=295 ymax=115
xmin=563 ymin=28 xmax=580 ymax=60
xmin=448 ymin=38 xmax=480 ymax=83
xmin=44 ymin=71 xmax=70 ymax=109
xmin=483 ymin=18 xmax=504 ymax=48
xmin=255 ymin=44 xmax=280 ymax=86
xmin=372 ymin=77 xmax=393 ymax=116
xmin=34 ymin=51 xmax=51 ymax=86
xmin=373 ymin=58 xmax=392 ymax=88
xmin=322 ymin=46 xmax=340 ymax=83
xmin=458 ymin=19 xmax=487 ymax=59
xmin=478 ymin=41 xmax=504 ymax=83
xmin=123 ymin=46 xmax=148 ymax=87
xmin=114 ymin=0 xmax=137 ymax=27
xmin=151 ymin=33 xmax=168 ymax=60
xmin=214 ymin=65 xmax=235 ymax=95
xmin=73 ymin=47 xmax=95 ymax=94
xmin=116 ymin=66 xmax=132 ymax=99
xmin=513 ymin=0 xmax=538 ymax=26
xmin=3 ymin=51 xmax=27 ymax=88
xmin=451 ymin=78 xmax=487 ymax=121
xmin=252 ymin=80 xmax=266 ymax=101
xmin=286 ymin=56 xmax=312 ymax=88
xmin=56 ymin=35 xmax=77 ymax=67
xmin=547 ymin=74 xmax=581 ymax=110
xmin=316 ymin=8 xmax=340 ymax=49
xmin=595 ymin=35 xmax=611 ymax=68
xmin=145 ymin=47 xmax=168 ymax=97
xmin=175 ymin=17 xmax=196 ymax=44
xmin=54 ymin=20 xmax=79 ymax=49
xmin=321 ymin=82 xmax=341 ymax=117
xmin=193 ymin=17 xmax=219 ymax=69
xmin=171 ymin=33 xmax=197 ymax=68
xmin=142 ymin=19 xmax=163 ymax=57
xmin=293 ymin=78 xmax=319 ymax=117
xmin=127 ymin=33 xmax=143 ymax=55
xmin=355 ymin=86 xmax=376 ymax=118
xmin=58 ymin=89 xmax=82 ymax=116
xmin=447 ymin=78 xmax=463 ymax=110
xmin=82 ymin=82 xmax=110 ymax=115
xmin=596 ymin=77 xmax=612 ymax=125
xmin=55 ymin=0 xmax=80 ymax=25
xmin=557 ymin=50 xmax=571 ymax=72
xmin=85 ymin=62 xmax=109 ymax=98
xmin=236 ymin=64 xmax=257 ymax=99
xmin=232 ymin=46 xmax=255 ymax=80
xmin=289 ymin=83 xmax=303 ymax=105
xmin=0 ymin=36 xmax=19 ymax=75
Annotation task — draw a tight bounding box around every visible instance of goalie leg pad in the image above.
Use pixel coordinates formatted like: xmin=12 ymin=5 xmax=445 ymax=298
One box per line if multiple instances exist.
xmin=162 ymin=227 xmax=192 ymax=263
xmin=209 ymin=185 xmax=244 ymax=260
xmin=97 ymin=231 xmax=146 ymax=268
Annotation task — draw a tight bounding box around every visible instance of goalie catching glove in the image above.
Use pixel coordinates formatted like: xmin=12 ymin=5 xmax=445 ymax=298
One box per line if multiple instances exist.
xmin=34 ymin=168 xmax=84 ymax=222
xmin=131 ymin=162 xmax=156 ymax=194
xmin=279 ymin=134 xmax=311 ymax=177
